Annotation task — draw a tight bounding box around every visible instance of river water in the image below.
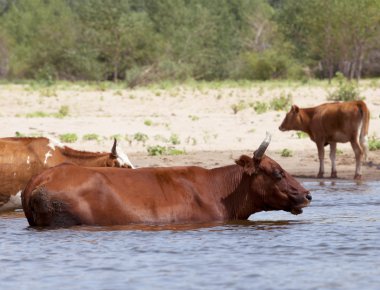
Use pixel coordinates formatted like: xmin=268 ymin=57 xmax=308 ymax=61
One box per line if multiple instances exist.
xmin=1 ymin=180 xmax=379 ymax=290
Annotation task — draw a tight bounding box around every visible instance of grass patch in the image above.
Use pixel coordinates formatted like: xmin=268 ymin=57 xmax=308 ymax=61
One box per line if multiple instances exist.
xmin=296 ymin=131 xmax=309 ymax=139
xmin=251 ymin=101 xmax=268 ymax=114
xmin=368 ymin=135 xmax=380 ymax=151
xmin=24 ymin=105 xmax=70 ymax=118
xmin=327 ymin=72 xmax=361 ymax=101
xmin=280 ymin=148 xmax=293 ymax=157
xmin=231 ymin=100 xmax=247 ymax=114
xmin=133 ymin=132 xmax=149 ymax=145
xmin=25 ymin=111 xmax=51 ymax=118
xmin=83 ymin=133 xmax=100 ymax=141
xmin=147 ymin=145 xmax=185 ymax=156
xmin=144 ymin=119 xmax=153 ymax=126
xmin=109 ymin=134 xmax=124 ymax=141
xmin=169 ymin=134 xmax=181 ymax=145
xmin=59 ymin=133 xmax=78 ymax=143
xmin=270 ymin=93 xmax=292 ymax=111
xmin=188 ymin=115 xmax=200 ymax=121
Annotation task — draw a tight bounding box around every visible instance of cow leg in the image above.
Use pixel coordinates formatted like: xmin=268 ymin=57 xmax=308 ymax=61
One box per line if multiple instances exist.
xmin=350 ymin=139 xmax=363 ymax=180
xmin=329 ymin=142 xmax=337 ymax=178
xmin=360 ymin=135 xmax=369 ymax=162
xmin=317 ymin=143 xmax=325 ymax=178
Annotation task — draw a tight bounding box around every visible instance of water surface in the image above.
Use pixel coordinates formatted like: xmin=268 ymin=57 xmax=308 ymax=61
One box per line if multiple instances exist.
xmin=1 ymin=180 xmax=379 ymax=290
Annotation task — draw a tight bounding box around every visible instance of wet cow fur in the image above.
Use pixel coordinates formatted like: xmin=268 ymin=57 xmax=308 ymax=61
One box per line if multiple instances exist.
xmin=22 ymin=141 xmax=311 ymax=227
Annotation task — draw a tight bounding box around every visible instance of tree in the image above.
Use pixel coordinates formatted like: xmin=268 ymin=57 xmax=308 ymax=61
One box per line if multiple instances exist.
xmin=0 ymin=0 xmax=82 ymax=80
xmin=74 ymin=0 xmax=160 ymax=81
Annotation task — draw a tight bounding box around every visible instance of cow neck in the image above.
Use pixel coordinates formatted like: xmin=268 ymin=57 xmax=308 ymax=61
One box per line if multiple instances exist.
xmin=58 ymin=147 xmax=110 ymax=166
xmin=299 ymin=108 xmax=315 ymax=135
xmin=210 ymin=165 xmax=256 ymax=220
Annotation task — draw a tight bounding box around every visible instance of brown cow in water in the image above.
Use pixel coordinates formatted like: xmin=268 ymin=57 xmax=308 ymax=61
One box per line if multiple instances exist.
xmin=279 ymin=100 xmax=370 ymax=179
xmin=22 ymin=134 xmax=311 ymax=227
xmin=0 ymin=137 xmax=134 ymax=212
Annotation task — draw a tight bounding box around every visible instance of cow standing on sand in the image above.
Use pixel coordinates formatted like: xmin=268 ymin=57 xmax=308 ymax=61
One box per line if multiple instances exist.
xmin=0 ymin=137 xmax=134 ymax=212
xmin=22 ymin=134 xmax=312 ymax=227
xmin=279 ymin=100 xmax=370 ymax=180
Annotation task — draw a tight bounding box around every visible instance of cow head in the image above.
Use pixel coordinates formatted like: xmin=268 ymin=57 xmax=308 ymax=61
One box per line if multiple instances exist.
xmin=109 ymin=139 xmax=135 ymax=168
xmin=235 ymin=133 xmax=311 ymax=215
xmin=279 ymin=105 xmax=302 ymax=131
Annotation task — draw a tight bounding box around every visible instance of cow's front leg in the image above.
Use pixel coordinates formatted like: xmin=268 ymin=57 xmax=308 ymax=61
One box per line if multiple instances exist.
xmin=317 ymin=142 xmax=325 ymax=178
xmin=329 ymin=142 xmax=337 ymax=178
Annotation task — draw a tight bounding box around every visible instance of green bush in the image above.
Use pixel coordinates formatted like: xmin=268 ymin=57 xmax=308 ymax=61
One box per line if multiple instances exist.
xmin=147 ymin=145 xmax=185 ymax=156
xmin=252 ymin=101 xmax=268 ymax=114
xmin=83 ymin=133 xmax=100 ymax=141
xmin=270 ymin=93 xmax=292 ymax=111
xmin=57 ymin=105 xmax=70 ymax=118
xmin=368 ymin=136 xmax=380 ymax=151
xmin=169 ymin=134 xmax=180 ymax=145
xmin=25 ymin=111 xmax=50 ymax=118
xmin=296 ymin=131 xmax=308 ymax=139
xmin=59 ymin=133 xmax=78 ymax=143
xmin=231 ymin=100 xmax=247 ymax=114
xmin=328 ymin=72 xmax=361 ymax=101
xmin=133 ymin=132 xmax=149 ymax=145
xmin=280 ymin=148 xmax=293 ymax=157
xmin=144 ymin=119 xmax=153 ymax=126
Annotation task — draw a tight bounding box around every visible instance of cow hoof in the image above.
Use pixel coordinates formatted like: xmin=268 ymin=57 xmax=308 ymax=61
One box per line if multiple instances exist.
xmin=317 ymin=173 xmax=324 ymax=178
xmin=354 ymin=174 xmax=362 ymax=180
xmin=331 ymin=172 xmax=337 ymax=178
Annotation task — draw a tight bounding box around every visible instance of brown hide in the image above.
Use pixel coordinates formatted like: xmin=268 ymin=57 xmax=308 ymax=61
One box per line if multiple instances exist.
xmin=22 ymin=154 xmax=311 ymax=227
xmin=0 ymin=137 xmax=133 ymax=212
xmin=279 ymin=101 xmax=370 ymax=179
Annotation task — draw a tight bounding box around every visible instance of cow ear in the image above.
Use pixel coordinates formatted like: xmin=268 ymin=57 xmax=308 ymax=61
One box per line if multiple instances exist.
xmin=111 ymin=138 xmax=117 ymax=157
xmin=291 ymin=105 xmax=299 ymax=113
xmin=235 ymin=155 xmax=255 ymax=175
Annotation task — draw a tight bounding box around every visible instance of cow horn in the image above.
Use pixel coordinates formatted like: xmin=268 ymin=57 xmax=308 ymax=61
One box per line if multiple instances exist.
xmin=111 ymin=138 xmax=117 ymax=156
xmin=254 ymin=132 xmax=271 ymax=160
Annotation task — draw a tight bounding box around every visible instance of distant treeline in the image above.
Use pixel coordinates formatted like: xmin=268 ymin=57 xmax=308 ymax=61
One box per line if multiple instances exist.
xmin=0 ymin=0 xmax=380 ymax=85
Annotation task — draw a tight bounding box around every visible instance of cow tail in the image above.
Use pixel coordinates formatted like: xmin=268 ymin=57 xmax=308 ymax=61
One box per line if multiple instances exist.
xmin=27 ymin=187 xmax=79 ymax=227
xmin=358 ymin=101 xmax=370 ymax=161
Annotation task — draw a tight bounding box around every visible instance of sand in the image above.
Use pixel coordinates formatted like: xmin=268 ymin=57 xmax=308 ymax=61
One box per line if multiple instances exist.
xmin=0 ymin=82 xmax=379 ymax=180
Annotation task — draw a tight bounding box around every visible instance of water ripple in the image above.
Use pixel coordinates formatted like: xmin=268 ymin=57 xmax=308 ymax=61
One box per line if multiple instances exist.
xmin=0 ymin=181 xmax=380 ymax=289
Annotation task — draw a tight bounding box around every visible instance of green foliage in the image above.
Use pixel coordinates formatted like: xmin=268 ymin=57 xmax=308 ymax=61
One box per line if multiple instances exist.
xmin=57 ymin=105 xmax=70 ymax=118
xmin=296 ymin=131 xmax=309 ymax=139
xmin=144 ymin=119 xmax=153 ymax=126
xmin=1 ymin=0 xmax=380 ymax=82
xmin=280 ymin=148 xmax=293 ymax=157
xmin=188 ymin=115 xmax=199 ymax=121
xmin=147 ymin=145 xmax=185 ymax=156
xmin=82 ymin=133 xmax=100 ymax=141
xmin=25 ymin=111 xmax=50 ymax=118
xmin=110 ymin=134 xmax=123 ymax=141
xmin=169 ymin=134 xmax=180 ymax=145
xmin=368 ymin=135 xmax=380 ymax=151
xmin=252 ymin=101 xmax=268 ymax=114
xmin=133 ymin=132 xmax=149 ymax=144
xmin=270 ymin=93 xmax=292 ymax=111
xmin=231 ymin=100 xmax=247 ymax=114
xmin=59 ymin=133 xmax=78 ymax=143
xmin=24 ymin=105 xmax=70 ymax=118
xmin=327 ymin=72 xmax=361 ymax=101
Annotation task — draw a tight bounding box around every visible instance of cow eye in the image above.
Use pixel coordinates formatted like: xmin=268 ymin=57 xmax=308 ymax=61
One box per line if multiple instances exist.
xmin=273 ymin=170 xmax=282 ymax=180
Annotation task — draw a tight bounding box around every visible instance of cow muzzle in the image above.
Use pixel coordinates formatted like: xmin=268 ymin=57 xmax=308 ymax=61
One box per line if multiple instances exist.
xmin=290 ymin=192 xmax=312 ymax=215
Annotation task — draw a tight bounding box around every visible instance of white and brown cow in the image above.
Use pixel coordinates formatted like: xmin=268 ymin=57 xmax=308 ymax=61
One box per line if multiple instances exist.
xmin=0 ymin=137 xmax=134 ymax=212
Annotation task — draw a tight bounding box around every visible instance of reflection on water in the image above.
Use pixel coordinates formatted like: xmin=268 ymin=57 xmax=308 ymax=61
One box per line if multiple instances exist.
xmin=1 ymin=180 xmax=380 ymax=290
